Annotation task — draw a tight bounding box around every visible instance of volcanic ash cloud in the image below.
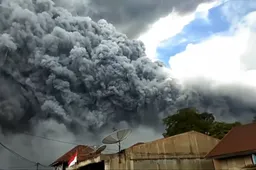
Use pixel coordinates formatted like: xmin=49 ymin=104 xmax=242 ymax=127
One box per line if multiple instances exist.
xmin=0 ymin=0 xmax=181 ymax=134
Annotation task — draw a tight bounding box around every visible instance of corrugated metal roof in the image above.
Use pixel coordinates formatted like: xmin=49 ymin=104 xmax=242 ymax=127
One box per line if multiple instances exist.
xmin=206 ymin=122 xmax=256 ymax=158
xmin=50 ymin=145 xmax=94 ymax=166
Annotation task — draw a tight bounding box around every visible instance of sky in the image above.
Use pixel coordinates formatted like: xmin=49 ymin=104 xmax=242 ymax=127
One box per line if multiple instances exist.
xmin=139 ymin=0 xmax=256 ymax=86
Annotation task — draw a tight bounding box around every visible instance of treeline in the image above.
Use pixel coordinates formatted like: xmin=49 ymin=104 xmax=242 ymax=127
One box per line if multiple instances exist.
xmin=162 ymin=107 xmax=243 ymax=139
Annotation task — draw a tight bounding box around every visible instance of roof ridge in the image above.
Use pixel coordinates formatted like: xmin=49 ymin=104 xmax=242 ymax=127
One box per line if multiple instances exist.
xmin=205 ymin=122 xmax=256 ymax=158
xmin=205 ymin=125 xmax=236 ymax=158
xmin=50 ymin=145 xmax=92 ymax=166
xmin=190 ymin=130 xmax=220 ymax=141
xmin=131 ymin=131 xmax=208 ymax=148
xmin=152 ymin=131 xmax=195 ymax=143
xmin=238 ymin=121 xmax=256 ymax=127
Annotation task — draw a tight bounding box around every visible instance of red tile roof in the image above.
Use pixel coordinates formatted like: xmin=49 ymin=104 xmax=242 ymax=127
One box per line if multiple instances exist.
xmin=50 ymin=145 xmax=94 ymax=166
xmin=206 ymin=122 xmax=256 ymax=158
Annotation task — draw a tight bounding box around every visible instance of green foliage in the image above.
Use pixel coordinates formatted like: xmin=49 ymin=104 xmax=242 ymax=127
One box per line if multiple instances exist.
xmin=209 ymin=121 xmax=241 ymax=139
xmin=163 ymin=107 xmax=241 ymax=139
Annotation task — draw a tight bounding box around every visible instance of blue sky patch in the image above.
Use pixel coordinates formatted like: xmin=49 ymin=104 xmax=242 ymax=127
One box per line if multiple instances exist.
xmin=156 ymin=2 xmax=232 ymax=67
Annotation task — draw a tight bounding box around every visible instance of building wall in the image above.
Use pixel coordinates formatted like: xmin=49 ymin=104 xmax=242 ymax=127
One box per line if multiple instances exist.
xmin=105 ymin=153 xmax=133 ymax=170
xmin=127 ymin=131 xmax=220 ymax=159
xmin=105 ymin=131 xmax=219 ymax=170
xmin=133 ymin=158 xmax=214 ymax=170
xmin=104 ymin=154 xmax=215 ymax=170
xmin=213 ymin=155 xmax=253 ymax=170
xmin=70 ymin=131 xmax=219 ymax=170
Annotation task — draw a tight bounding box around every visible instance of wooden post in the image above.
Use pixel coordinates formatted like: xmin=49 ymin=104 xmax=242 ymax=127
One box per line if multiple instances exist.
xmin=36 ymin=163 xmax=39 ymax=170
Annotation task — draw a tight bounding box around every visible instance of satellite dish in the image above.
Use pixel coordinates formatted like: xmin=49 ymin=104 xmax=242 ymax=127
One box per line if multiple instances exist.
xmin=102 ymin=128 xmax=132 ymax=151
xmin=89 ymin=145 xmax=106 ymax=154
xmin=95 ymin=145 xmax=106 ymax=154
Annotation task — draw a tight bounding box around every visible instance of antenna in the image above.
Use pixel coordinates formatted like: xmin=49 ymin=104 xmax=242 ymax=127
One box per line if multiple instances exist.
xmin=102 ymin=128 xmax=132 ymax=152
xmin=89 ymin=145 xmax=107 ymax=155
xmin=102 ymin=128 xmax=132 ymax=163
xmin=95 ymin=145 xmax=107 ymax=154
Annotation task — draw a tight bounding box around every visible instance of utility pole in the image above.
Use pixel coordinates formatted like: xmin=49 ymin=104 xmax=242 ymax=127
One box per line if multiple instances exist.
xmin=36 ymin=162 xmax=39 ymax=170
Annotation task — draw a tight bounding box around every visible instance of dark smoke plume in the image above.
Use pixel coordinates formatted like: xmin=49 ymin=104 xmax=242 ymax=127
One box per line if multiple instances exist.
xmin=52 ymin=0 xmax=214 ymax=38
xmin=0 ymin=0 xmax=183 ymax=135
xmin=1 ymin=0 xmax=256 ymax=137
xmin=1 ymin=0 xmax=256 ymax=138
xmin=2 ymin=0 xmax=256 ymax=168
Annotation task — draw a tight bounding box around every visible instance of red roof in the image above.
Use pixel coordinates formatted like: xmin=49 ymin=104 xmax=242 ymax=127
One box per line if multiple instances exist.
xmin=50 ymin=145 xmax=94 ymax=166
xmin=206 ymin=122 xmax=256 ymax=158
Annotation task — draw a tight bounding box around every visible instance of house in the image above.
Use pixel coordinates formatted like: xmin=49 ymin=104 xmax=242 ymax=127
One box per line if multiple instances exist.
xmin=205 ymin=122 xmax=256 ymax=170
xmin=50 ymin=145 xmax=94 ymax=170
xmin=67 ymin=131 xmax=220 ymax=170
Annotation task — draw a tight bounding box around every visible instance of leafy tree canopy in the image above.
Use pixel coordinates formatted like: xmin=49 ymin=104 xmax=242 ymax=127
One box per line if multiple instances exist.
xmin=163 ymin=107 xmax=241 ymax=139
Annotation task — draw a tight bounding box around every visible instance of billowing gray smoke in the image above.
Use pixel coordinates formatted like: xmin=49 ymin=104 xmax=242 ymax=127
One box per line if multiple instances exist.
xmin=0 ymin=0 xmax=183 ymax=135
xmin=1 ymin=0 xmax=256 ymax=135
xmin=52 ymin=0 xmax=214 ymax=38
xmin=1 ymin=0 xmax=256 ymax=138
xmin=1 ymin=0 xmax=256 ymax=167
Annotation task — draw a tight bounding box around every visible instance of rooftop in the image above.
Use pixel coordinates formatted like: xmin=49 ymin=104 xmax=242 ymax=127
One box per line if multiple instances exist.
xmin=206 ymin=122 xmax=256 ymax=159
xmin=50 ymin=145 xmax=94 ymax=166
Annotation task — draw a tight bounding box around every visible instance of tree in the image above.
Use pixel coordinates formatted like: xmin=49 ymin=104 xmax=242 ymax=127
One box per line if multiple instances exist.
xmin=209 ymin=121 xmax=241 ymax=139
xmin=163 ymin=107 xmax=241 ymax=139
xmin=162 ymin=107 xmax=214 ymax=137
xmin=200 ymin=112 xmax=215 ymax=123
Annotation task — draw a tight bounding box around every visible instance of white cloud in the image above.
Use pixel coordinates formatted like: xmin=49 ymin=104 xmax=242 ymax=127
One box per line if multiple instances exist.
xmin=195 ymin=1 xmax=217 ymax=22
xmin=169 ymin=11 xmax=256 ymax=87
xmin=221 ymin=0 xmax=256 ymax=24
xmin=138 ymin=1 xmax=220 ymax=60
